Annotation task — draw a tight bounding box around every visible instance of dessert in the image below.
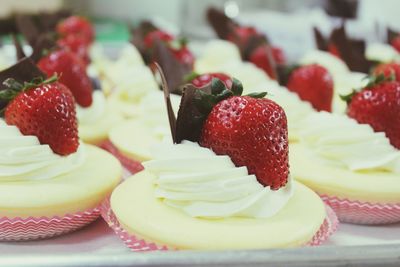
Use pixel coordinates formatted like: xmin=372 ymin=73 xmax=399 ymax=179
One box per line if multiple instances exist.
xmin=103 ymin=66 xmax=337 ymax=251
xmin=0 ymin=58 xmax=122 ymax=240
xmin=290 ymin=111 xmax=400 ymax=224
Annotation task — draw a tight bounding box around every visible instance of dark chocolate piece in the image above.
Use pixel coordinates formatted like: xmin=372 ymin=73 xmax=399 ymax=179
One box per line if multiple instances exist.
xmin=175 ymin=84 xmax=212 ymax=143
xmin=152 ymin=39 xmax=192 ymax=95
xmin=206 ymin=7 xmax=236 ymax=39
xmin=0 ymin=58 xmax=46 ymax=111
xmin=313 ymin=27 xmax=328 ymax=51
xmin=330 ymin=24 xmax=374 ymax=73
xmin=130 ymin=21 xmax=158 ymax=64
xmin=15 ymin=15 xmax=40 ymax=47
xmin=153 ymin=62 xmax=177 ymax=143
xmin=323 ymin=0 xmax=359 ymax=19
xmin=387 ymin=28 xmax=399 ymax=44
xmin=0 ymin=17 xmax=17 ymax=35
xmin=11 ymin=34 xmax=26 ymax=60
xmin=314 ymin=24 xmax=374 ymax=73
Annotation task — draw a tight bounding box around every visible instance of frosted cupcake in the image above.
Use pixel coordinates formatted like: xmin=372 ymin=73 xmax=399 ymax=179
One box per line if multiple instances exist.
xmin=0 ymin=58 xmax=122 ymax=240
xmin=290 ymin=112 xmax=400 ymax=224
xmin=103 ymin=67 xmax=337 ymax=250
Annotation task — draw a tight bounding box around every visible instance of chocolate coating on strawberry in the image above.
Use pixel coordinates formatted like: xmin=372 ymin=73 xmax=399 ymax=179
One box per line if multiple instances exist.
xmin=0 ymin=58 xmax=46 ymax=111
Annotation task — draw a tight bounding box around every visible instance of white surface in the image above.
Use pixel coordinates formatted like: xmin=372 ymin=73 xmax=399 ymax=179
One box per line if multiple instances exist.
xmin=0 ymin=218 xmax=399 ymax=255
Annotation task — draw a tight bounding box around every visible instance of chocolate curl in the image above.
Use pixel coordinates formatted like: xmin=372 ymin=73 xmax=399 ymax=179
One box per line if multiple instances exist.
xmin=387 ymin=28 xmax=399 ymax=44
xmin=0 ymin=17 xmax=17 ymax=35
xmin=11 ymin=34 xmax=26 ymax=60
xmin=130 ymin=21 xmax=158 ymax=64
xmin=206 ymin=7 xmax=237 ymax=39
xmin=152 ymin=62 xmax=177 ymax=143
xmin=0 ymin=58 xmax=46 ymax=111
xmin=313 ymin=27 xmax=328 ymax=51
xmin=152 ymin=39 xmax=192 ymax=95
xmin=15 ymin=14 xmax=58 ymax=63
xmin=15 ymin=15 xmax=40 ymax=47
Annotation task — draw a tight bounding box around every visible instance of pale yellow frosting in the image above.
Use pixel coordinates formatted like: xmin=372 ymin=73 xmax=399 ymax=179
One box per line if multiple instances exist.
xmin=111 ymin=170 xmax=326 ymax=250
xmin=0 ymin=145 xmax=122 ymax=218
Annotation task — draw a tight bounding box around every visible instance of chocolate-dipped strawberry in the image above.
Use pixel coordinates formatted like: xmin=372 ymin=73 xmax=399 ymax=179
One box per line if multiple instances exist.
xmin=207 ymin=7 xmax=286 ymax=79
xmin=131 ymin=21 xmax=195 ymax=94
xmin=0 ymin=58 xmax=79 ymax=155
xmin=15 ymin=16 xmax=94 ymax=107
xmin=156 ymin=63 xmax=289 ymax=190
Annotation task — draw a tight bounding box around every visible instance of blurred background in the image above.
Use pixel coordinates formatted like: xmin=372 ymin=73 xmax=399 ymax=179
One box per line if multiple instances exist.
xmin=1 ymin=0 xmax=399 ymax=61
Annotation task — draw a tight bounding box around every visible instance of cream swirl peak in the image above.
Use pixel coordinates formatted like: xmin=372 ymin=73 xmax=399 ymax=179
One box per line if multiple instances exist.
xmin=298 ymin=112 xmax=400 ymax=172
xmin=143 ymin=141 xmax=294 ymax=219
xmin=0 ymin=119 xmax=86 ymax=181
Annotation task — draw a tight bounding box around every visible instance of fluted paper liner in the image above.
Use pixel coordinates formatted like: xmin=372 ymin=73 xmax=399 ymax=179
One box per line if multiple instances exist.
xmin=321 ymin=194 xmax=400 ymax=225
xmin=0 ymin=207 xmax=100 ymax=241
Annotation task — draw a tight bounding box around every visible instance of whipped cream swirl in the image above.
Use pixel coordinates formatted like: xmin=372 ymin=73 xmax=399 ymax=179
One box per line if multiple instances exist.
xmin=297 ymin=112 xmax=400 ymax=172
xmin=76 ymin=91 xmax=106 ymax=124
xmin=143 ymin=141 xmax=294 ymax=219
xmin=0 ymin=119 xmax=86 ymax=181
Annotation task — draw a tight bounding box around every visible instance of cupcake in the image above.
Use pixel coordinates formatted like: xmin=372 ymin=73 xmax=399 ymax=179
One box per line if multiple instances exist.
xmin=102 ymin=66 xmax=337 ymax=250
xmin=290 ymin=111 xmax=400 ymax=224
xmin=0 ymin=58 xmax=122 ymax=240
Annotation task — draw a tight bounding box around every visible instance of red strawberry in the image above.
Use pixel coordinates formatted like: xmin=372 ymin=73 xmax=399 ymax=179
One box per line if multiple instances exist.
xmin=373 ymin=62 xmax=400 ymax=82
xmin=199 ymin=95 xmax=289 ymax=190
xmin=190 ymin=73 xmax=232 ymax=89
xmin=390 ymin=36 xmax=400 ymax=53
xmin=272 ymin=46 xmax=286 ymax=65
xmin=57 ymin=35 xmax=90 ymax=66
xmin=344 ymin=77 xmax=400 ymax=149
xmin=249 ymin=45 xmax=277 ymax=79
xmin=328 ymin=43 xmax=341 ymax=58
xmin=57 ymin=16 xmax=94 ymax=45
xmin=144 ymin=30 xmax=174 ymax=49
xmin=228 ymin=26 xmax=259 ymax=46
xmin=37 ymin=49 xmax=93 ymax=107
xmin=287 ymin=64 xmax=333 ymax=112
xmin=3 ymin=77 xmax=79 ymax=155
xmin=171 ymin=45 xmax=195 ymax=68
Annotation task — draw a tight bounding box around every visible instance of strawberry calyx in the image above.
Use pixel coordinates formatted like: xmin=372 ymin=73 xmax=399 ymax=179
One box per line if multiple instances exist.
xmin=340 ymin=73 xmax=394 ymax=103
xmin=0 ymin=75 xmax=58 ymax=109
xmin=194 ymin=78 xmax=266 ymax=117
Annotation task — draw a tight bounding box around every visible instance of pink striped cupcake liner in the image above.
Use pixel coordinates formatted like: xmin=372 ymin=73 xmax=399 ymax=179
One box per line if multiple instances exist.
xmin=321 ymin=194 xmax=400 ymax=225
xmin=0 ymin=207 xmax=100 ymax=241
xmin=99 ymin=140 xmax=144 ymax=174
xmin=101 ymin=198 xmax=338 ymax=251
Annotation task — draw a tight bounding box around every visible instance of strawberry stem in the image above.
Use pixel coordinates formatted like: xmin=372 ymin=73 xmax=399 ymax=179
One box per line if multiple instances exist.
xmin=340 ymin=73 xmax=394 ymax=104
